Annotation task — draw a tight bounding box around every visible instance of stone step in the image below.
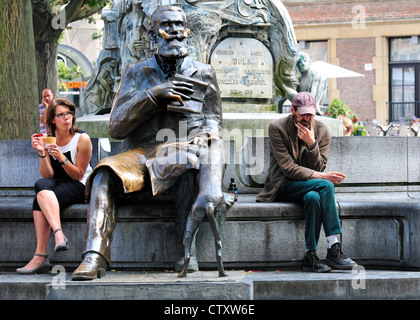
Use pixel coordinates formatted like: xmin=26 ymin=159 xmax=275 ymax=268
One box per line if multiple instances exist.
xmin=2 ymin=269 xmax=420 ymax=300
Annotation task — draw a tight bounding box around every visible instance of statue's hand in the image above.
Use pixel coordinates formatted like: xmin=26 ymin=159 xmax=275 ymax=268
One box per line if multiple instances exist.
xmin=150 ymin=80 xmax=194 ymax=106
xmin=191 ymin=134 xmax=209 ymax=148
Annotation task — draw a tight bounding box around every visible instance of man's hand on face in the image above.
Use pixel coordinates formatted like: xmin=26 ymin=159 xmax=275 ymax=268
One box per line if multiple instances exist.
xmin=295 ymin=121 xmax=315 ymax=149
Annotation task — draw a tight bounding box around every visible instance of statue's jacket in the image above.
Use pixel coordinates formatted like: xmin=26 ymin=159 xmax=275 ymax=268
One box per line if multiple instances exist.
xmin=87 ymin=55 xmax=224 ymax=195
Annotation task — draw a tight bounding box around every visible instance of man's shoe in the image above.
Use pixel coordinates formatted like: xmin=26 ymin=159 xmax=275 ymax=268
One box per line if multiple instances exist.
xmin=325 ymin=242 xmax=357 ymax=270
xmin=303 ymin=250 xmax=332 ymax=273
xmin=72 ymin=252 xmax=107 ymax=281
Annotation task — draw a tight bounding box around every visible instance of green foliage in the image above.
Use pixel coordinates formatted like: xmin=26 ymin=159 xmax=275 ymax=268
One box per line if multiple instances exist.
xmin=324 ymin=98 xmax=368 ymax=136
xmin=50 ymin=0 xmax=111 ymax=22
xmin=352 ymin=122 xmax=368 ymax=136
xmin=92 ymin=29 xmax=103 ymax=40
xmin=58 ymin=61 xmax=81 ymax=81
xmin=58 ymin=61 xmax=81 ymax=90
xmin=324 ymin=98 xmax=353 ymax=119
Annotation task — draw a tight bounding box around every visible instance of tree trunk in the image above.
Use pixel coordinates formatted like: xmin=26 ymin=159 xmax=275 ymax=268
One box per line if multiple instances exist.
xmin=34 ymin=31 xmax=61 ymax=100
xmin=0 ymin=0 xmax=39 ymax=140
xmin=32 ymin=1 xmax=62 ymax=101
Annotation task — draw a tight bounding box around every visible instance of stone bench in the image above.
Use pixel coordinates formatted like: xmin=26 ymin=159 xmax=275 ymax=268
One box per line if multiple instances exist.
xmin=0 ymin=136 xmax=419 ymax=271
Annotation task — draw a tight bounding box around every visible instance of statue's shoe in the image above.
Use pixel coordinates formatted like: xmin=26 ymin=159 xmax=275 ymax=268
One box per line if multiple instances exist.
xmin=72 ymin=252 xmax=107 ymax=281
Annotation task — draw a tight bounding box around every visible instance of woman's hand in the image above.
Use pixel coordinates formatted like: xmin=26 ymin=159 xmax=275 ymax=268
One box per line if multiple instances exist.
xmin=31 ymin=134 xmax=45 ymax=155
xmin=45 ymin=144 xmax=65 ymax=162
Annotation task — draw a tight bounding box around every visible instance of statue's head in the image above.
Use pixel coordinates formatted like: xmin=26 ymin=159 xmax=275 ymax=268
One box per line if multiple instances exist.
xmin=298 ymin=52 xmax=311 ymax=72
xmin=148 ymin=6 xmax=190 ymax=60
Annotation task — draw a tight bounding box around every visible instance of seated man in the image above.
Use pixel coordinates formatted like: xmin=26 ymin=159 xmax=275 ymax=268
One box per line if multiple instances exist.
xmin=72 ymin=5 xmax=225 ymax=280
xmin=256 ymin=92 xmax=356 ymax=272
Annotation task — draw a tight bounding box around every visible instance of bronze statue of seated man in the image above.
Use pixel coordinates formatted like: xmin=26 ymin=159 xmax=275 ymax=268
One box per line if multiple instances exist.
xmin=72 ymin=5 xmax=226 ymax=280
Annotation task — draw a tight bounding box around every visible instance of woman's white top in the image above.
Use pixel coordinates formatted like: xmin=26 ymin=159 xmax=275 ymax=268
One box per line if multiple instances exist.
xmin=58 ymin=132 xmax=93 ymax=185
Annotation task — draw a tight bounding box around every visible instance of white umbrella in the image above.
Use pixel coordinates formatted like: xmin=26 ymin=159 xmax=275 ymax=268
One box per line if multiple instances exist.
xmin=310 ymin=60 xmax=364 ymax=78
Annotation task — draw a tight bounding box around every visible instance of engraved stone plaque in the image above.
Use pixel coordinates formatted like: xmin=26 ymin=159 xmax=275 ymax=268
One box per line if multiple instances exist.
xmin=211 ymin=38 xmax=273 ymax=99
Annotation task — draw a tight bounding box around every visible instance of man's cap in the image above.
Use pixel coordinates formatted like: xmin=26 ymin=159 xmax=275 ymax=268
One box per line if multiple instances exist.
xmin=292 ymin=92 xmax=316 ymax=115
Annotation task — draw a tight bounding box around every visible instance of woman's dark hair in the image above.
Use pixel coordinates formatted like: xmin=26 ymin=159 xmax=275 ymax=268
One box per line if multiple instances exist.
xmin=46 ymin=97 xmax=78 ymax=136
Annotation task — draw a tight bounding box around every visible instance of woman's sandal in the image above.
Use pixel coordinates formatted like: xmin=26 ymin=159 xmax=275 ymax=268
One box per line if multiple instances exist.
xmin=16 ymin=253 xmax=50 ymax=274
xmin=53 ymin=228 xmax=69 ymax=252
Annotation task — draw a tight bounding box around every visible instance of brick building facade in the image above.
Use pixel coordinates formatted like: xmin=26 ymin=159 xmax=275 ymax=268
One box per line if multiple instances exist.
xmin=283 ymin=0 xmax=420 ymax=125
xmin=336 ymin=37 xmax=376 ymax=121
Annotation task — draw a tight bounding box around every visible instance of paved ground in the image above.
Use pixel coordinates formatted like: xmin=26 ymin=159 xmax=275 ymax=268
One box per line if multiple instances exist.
xmin=1 ymin=268 xmax=420 ymax=300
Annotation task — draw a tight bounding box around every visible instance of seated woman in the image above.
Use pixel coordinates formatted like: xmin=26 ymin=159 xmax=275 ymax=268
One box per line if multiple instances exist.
xmin=17 ymin=98 xmax=93 ymax=274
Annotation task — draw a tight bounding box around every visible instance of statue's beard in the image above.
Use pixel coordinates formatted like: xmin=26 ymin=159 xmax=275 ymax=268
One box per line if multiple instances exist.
xmin=158 ymin=39 xmax=189 ymax=59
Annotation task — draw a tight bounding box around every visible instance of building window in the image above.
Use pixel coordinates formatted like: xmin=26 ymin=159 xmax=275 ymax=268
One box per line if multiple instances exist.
xmin=299 ymin=40 xmax=328 ymax=63
xmin=389 ymin=37 xmax=420 ymax=122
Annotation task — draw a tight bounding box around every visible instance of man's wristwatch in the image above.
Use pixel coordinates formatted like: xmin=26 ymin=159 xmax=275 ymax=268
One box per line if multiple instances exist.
xmin=60 ymin=158 xmax=68 ymax=165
